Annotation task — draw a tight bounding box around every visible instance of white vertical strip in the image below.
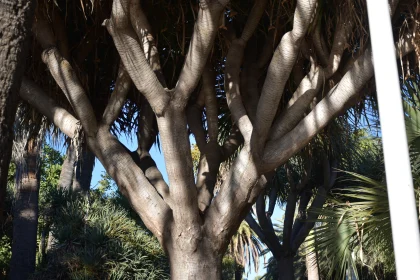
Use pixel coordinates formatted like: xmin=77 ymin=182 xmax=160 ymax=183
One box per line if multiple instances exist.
xmin=366 ymin=0 xmax=420 ymax=278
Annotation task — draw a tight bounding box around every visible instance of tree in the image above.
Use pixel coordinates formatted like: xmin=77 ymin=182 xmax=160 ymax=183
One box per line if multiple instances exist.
xmin=9 ymin=123 xmax=44 ymax=279
xmin=17 ymin=0 xmax=418 ymax=279
xmin=304 ymin=75 xmax=420 ymax=280
xmin=248 ymin=120 xmax=385 ymax=279
xmin=0 ymin=0 xmax=36 ymax=222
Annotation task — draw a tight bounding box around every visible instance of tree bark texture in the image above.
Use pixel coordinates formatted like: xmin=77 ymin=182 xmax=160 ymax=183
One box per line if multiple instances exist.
xmin=58 ymin=142 xmax=77 ymax=190
xmin=167 ymin=241 xmax=222 ymax=280
xmin=17 ymin=0 xmax=414 ymax=279
xmin=9 ymin=136 xmax=41 ymax=280
xmin=0 ymin=0 xmax=36 ymax=221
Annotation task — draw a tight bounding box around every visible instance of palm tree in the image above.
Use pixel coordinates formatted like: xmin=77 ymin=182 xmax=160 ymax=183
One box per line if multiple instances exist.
xmin=229 ymin=221 xmax=265 ymax=280
xmin=303 ymin=75 xmax=420 ymax=280
xmin=9 ymin=107 xmax=46 ymax=279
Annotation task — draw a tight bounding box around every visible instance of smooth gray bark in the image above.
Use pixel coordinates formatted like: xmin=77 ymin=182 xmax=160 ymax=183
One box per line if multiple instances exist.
xmin=0 ymin=0 xmax=36 ymax=221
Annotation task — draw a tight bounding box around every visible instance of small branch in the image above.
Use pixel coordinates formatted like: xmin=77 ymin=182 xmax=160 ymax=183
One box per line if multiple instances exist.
xmin=203 ymin=67 xmax=218 ymax=143
xmin=267 ymin=185 xmax=278 ymax=217
xmin=396 ymin=32 xmax=415 ymax=57
xmin=187 ymin=103 xmax=207 ymax=151
xmin=174 ymin=0 xmax=229 ymax=106
xmin=312 ymin=21 xmax=329 ymax=67
xmin=282 ymin=188 xmax=298 ymax=252
xmin=137 ymin=100 xmax=157 ymax=152
xmin=291 ymin=187 xmax=312 ymax=239
xmin=101 ymin=64 xmax=132 ymax=128
xmin=245 ymin=213 xmax=267 ymax=244
xmin=225 ymin=39 xmax=253 ymax=142
xmin=132 ymin=149 xmax=172 ymax=208
xmin=324 ymin=17 xmax=354 ymax=78
xmin=256 ymin=193 xmax=282 ymax=258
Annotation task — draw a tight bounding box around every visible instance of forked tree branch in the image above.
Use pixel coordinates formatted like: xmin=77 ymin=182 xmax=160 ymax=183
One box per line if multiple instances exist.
xmin=94 ymin=128 xmax=172 ymax=242
xmin=256 ymin=192 xmax=282 ymax=258
xmin=291 ymin=157 xmax=336 ymax=252
xmin=268 ymin=12 xmax=358 ymax=143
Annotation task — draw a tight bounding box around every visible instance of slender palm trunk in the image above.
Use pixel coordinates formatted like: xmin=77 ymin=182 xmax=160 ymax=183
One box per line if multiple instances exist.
xmin=306 ymin=251 xmax=320 ymax=280
xmin=58 ymin=142 xmax=77 ymax=190
xmin=0 ymin=0 xmax=36 ymax=222
xmin=72 ymin=144 xmax=95 ymax=192
xmin=9 ymin=136 xmax=41 ymax=279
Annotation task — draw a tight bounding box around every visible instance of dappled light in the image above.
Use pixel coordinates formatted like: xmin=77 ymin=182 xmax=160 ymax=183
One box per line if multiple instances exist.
xmin=0 ymin=0 xmax=419 ymax=279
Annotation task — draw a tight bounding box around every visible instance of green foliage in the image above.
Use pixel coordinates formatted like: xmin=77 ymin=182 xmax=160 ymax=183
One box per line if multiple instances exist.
xmin=0 ymin=235 xmax=12 ymax=276
xmin=229 ymin=221 xmax=264 ymax=273
xmin=33 ymin=190 xmax=169 ymax=280
xmin=191 ymin=144 xmax=200 ymax=177
xmin=306 ymin=174 xmax=397 ymax=280
xmin=222 ymin=255 xmax=236 ymax=280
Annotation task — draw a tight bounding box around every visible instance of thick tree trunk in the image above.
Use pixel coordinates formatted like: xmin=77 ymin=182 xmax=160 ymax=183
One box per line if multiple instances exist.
xmin=9 ymin=136 xmax=41 ymax=279
xmin=72 ymin=145 xmax=95 ymax=192
xmin=168 ymin=245 xmax=222 ymax=280
xmin=0 ymin=0 xmax=36 ymax=222
xmin=277 ymin=256 xmax=294 ymax=280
